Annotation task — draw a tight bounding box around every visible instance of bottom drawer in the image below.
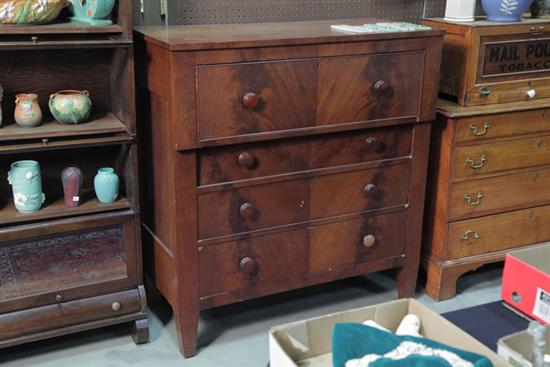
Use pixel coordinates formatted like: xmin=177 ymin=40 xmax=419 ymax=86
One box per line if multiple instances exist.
xmin=0 ymin=288 xmax=142 ymax=341
xmin=199 ymin=230 xmax=309 ymax=298
xmin=447 ymin=205 xmax=550 ymax=259
xmin=198 ymin=210 xmax=407 ymax=298
xmin=309 ymin=211 xmax=407 ymax=273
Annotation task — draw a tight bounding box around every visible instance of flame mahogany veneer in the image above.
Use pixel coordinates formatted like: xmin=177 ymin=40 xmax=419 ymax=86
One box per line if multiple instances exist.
xmin=135 ymin=19 xmax=443 ymax=357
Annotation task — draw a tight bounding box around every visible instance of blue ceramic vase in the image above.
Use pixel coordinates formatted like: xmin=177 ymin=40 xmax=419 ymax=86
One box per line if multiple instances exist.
xmin=94 ymin=167 xmax=119 ymax=204
xmin=482 ymin=0 xmax=535 ymax=21
xmin=8 ymin=160 xmax=45 ymax=213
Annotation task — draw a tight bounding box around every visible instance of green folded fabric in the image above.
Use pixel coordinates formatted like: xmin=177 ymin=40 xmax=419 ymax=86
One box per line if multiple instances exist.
xmin=332 ymin=323 xmax=494 ymax=367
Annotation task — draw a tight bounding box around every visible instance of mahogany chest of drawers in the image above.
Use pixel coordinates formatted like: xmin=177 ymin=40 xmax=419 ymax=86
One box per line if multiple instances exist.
xmin=135 ymin=19 xmax=443 ymax=357
xmin=424 ymin=98 xmax=550 ymax=300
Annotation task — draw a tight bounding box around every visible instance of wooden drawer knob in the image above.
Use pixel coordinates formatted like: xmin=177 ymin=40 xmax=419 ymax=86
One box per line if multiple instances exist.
xmin=363 ymin=183 xmax=379 ymax=197
xmin=243 ymin=92 xmax=260 ymax=110
xmin=240 ymin=257 xmax=257 ymax=274
xmin=240 ymin=203 xmax=255 ymax=219
xmin=363 ymin=234 xmax=376 ymax=248
xmin=238 ymin=152 xmax=256 ymax=169
xmin=112 ymin=302 xmax=121 ymax=311
xmin=364 ymin=136 xmax=381 ymax=150
xmin=373 ymin=80 xmax=391 ymax=96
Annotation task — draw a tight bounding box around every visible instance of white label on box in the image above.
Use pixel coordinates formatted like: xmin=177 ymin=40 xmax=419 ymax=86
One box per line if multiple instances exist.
xmin=73 ymin=196 xmax=80 ymax=202
xmin=532 ymin=288 xmax=550 ymax=323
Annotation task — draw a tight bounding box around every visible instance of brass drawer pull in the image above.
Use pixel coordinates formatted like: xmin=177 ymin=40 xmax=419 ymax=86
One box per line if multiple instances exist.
xmin=531 ymin=26 xmax=545 ymax=35
xmin=460 ymin=231 xmax=480 ymax=241
xmin=363 ymin=234 xmax=376 ymax=248
xmin=464 ymin=192 xmax=484 ymax=206
xmin=479 ymin=86 xmax=491 ymax=97
xmin=469 ymin=122 xmax=491 ymax=136
xmin=55 ymin=294 xmax=63 ymax=302
xmin=465 ymin=154 xmax=487 ymax=169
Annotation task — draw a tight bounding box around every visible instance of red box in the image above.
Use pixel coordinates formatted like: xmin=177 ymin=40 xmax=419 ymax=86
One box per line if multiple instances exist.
xmin=501 ymin=245 xmax=550 ymax=325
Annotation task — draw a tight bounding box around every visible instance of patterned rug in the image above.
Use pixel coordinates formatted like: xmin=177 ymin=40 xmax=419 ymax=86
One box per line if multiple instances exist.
xmin=0 ymin=227 xmax=127 ymax=301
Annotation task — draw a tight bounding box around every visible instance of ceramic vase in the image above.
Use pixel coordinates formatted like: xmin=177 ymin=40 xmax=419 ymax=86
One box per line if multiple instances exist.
xmin=14 ymin=93 xmax=42 ymax=128
xmin=49 ymin=90 xmax=92 ymax=124
xmin=94 ymin=167 xmax=119 ymax=204
xmin=62 ymin=166 xmax=83 ymax=208
xmin=482 ymin=0 xmax=535 ymax=21
xmin=69 ymin=0 xmax=116 ymax=26
xmin=445 ymin=0 xmax=477 ymax=22
xmin=8 ymin=160 xmax=45 ymax=213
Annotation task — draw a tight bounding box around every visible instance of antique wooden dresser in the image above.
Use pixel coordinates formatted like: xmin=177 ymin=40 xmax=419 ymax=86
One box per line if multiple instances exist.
xmin=423 ymin=18 xmax=550 ymax=300
xmin=135 ymin=19 xmax=443 ymax=357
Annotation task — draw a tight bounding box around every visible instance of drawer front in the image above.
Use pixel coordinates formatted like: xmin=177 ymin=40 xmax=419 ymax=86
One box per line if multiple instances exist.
xmin=453 ymin=135 xmax=550 ymax=179
xmin=309 ymin=211 xmax=406 ymax=273
xmin=0 ymin=289 xmax=141 ymax=341
xmin=0 ymin=213 xmax=138 ymax=314
xmin=198 ymin=163 xmax=410 ymax=239
xmin=199 ymin=125 xmax=412 ymax=185
xmin=317 ymin=52 xmax=423 ymax=125
xmin=447 ymin=205 xmax=550 ymax=259
xmin=449 ymin=167 xmax=550 ymax=218
xmin=197 ymin=53 xmax=423 ymax=142
xmin=197 ymin=60 xmax=318 ymax=141
xmin=198 ymin=229 xmax=308 ymax=297
xmin=455 ymin=109 xmax=550 ymax=143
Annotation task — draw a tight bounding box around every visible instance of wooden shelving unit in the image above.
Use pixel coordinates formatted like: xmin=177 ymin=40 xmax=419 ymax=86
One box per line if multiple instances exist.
xmin=0 ymin=196 xmax=131 ymax=226
xmin=0 ymin=0 xmax=148 ymax=349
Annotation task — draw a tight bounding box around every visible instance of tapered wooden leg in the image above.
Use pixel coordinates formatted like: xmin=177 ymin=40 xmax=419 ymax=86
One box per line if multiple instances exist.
xmin=174 ymin=306 xmax=199 ymax=358
xmin=396 ymin=263 xmax=419 ymax=298
xmin=131 ymin=318 xmax=150 ymax=344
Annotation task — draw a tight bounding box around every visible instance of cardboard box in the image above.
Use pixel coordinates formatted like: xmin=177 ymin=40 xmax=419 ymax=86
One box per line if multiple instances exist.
xmin=502 ymin=245 xmax=550 ymax=325
xmin=497 ymin=326 xmax=550 ymax=367
xmin=269 ymin=298 xmax=510 ymax=367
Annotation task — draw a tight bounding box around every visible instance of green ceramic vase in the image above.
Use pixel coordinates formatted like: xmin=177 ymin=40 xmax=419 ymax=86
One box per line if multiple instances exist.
xmin=94 ymin=167 xmax=119 ymax=204
xmin=49 ymin=90 xmax=92 ymax=124
xmin=8 ymin=160 xmax=46 ymax=213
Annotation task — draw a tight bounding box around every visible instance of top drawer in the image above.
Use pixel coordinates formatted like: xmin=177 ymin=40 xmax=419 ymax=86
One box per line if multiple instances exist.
xmin=197 ymin=52 xmax=424 ymax=142
xmin=455 ymin=108 xmax=550 ymax=143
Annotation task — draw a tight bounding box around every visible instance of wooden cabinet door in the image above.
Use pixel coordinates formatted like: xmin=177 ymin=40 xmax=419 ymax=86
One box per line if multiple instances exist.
xmin=0 ymin=211 xmax=139 ymax=314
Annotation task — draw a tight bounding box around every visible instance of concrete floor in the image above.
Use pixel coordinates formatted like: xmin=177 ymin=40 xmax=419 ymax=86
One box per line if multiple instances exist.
xmin=1 ymin=264 xmax=504 ymax=367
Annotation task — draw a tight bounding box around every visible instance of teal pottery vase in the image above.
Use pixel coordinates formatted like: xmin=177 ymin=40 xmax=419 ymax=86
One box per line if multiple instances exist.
xmin=49 ymin=90 xmax=92 ymax=124
xmin=94 ymin=167 xmax=119 ymax=203
xmin=69 ymin=0 xmax=115 ymax=26
xmin=8 ymin=160 xmax=46 ymax=213
xmin=14 ymin=93 xmax=42 ymax=128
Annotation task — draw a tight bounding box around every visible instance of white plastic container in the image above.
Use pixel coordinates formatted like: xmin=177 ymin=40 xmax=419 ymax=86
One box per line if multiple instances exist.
xmin=444 ymin=0 xmax=477 ymax=22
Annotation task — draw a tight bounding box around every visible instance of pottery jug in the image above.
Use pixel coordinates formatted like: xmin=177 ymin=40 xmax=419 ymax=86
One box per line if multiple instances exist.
xmin=8 ymin=160 xmax=45 ymax=213
xmin=14 ymin=93 xmax=42 ymax=128
xmin=49 ymin=90 xmax=92 ymax=124
xmin=482 ymin=0 xmax=535 ymax=21
xmin=94 ymin=167 xmax=119 ymax=204
xmin=62 ymin=166 xmax=83 ymax=208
